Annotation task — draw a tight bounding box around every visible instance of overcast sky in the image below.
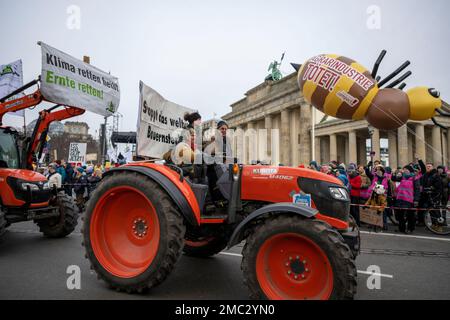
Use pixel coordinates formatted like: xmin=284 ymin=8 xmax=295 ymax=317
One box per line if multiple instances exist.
xmin=1 ymin=0 xmax=449 ymax=137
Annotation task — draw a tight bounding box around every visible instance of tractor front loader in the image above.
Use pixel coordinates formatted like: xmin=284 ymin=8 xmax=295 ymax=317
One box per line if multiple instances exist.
xmin=0 ymin=79 xmax=84 ymax=239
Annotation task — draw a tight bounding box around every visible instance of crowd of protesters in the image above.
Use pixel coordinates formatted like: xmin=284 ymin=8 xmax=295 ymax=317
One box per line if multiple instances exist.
xmin=36 ymin=159 xmax=114 ymax=212
xmin=307 ymin=158 xmax=449 ymax=234
xmin=30 ymin=108 xmax=450 ymax=233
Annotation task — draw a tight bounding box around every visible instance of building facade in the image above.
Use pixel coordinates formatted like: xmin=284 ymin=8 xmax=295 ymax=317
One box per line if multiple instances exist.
xmin=222 ymin=72 xmax=450 ymax=167
xmin=64 ymin=121 xmax=90 ymax=140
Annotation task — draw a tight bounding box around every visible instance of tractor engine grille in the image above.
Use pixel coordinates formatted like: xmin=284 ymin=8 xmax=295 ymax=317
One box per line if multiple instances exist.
xmin=6 ymin=176 xmax=52 ymax=205
xmin=297 ymin=177 xmax=350 ymax=222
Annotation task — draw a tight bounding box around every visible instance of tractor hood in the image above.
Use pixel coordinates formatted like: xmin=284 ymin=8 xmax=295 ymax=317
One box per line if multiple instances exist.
xmin=0 ymin=168 xmax=47 ymax=182
xmin=241 ymin=165 xmax=344 ymax=203
xmin=241 ymin=165 xmax=349 ymax=222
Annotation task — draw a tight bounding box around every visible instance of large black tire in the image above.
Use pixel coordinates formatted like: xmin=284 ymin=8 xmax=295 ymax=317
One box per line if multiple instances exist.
xmin=183 ymin=235 xmax=228 ymax=257
xmin=82 ymin=171 xmax=186 ymax=293
xmin=0 ymin=209 xmax=7 ymax=240
xmin=241 ymin=215 xmax=357 ymax=300
xmin=348 ymin=214 xmax=361 ymax=258
xmin=36 ymin=193 xmax=79 ymax=238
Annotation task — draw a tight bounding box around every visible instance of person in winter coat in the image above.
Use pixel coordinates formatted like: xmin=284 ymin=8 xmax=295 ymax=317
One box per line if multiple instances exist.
xmin=320 ymin=165 xmax=331 ymax=175
xmin=349 ymin=168 xmax=362 ymax=226
xmin=87 ymin=168 xmax=102 ymax=197
xmin=333 ymin=168 xmax=349 ymax=189
xmin=417 ymin=160 xmax=443 ymax=225
xmin=385 ymin=166 xmax=393 ymax=181
xmin=365 ymin=184 xmax=387 ymax=232
xmin=47 ymin=163 xmax=62 ymax=189
xmin=74 ymin=167 xmax=88 ymax=212
xmin=309 ymin=161 xmax=320 ymax=171
xmin=365 ymin=165 xmax=394 ymax=230
xmin=64 ymin=162 xmax=74 ymax=196
xmin=55 ymin=160 xmax=67 ymax=184
xmin=437 ymin=165 xmax=449 ymax=206
xmin=358 ymin=165 xmax=372 ymax=203
xmin=392 ymin=165 xmax=420 ymax=233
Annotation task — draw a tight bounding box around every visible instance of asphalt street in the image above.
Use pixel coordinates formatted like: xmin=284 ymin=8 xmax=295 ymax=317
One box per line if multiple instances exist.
xmin=1 ymin=218 xmax=449 ymax=300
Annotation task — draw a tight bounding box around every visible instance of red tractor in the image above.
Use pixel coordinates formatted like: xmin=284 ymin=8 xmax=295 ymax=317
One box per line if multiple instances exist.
xmin=83 ymin=157 xmax=360 ymax=299
xmin=0 ymin=80 xmax=83 ymax=239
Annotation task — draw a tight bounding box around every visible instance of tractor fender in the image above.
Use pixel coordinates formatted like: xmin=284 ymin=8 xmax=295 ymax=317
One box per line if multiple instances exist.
xmin=227 ymin=202 xmax=318 ymax=248
xmin=103 ymin=165 xmax=200 ymax=226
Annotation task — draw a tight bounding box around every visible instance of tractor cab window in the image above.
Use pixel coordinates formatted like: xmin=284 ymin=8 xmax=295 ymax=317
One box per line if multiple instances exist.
xmin=0 ymin=128 xmax=20 ymax=169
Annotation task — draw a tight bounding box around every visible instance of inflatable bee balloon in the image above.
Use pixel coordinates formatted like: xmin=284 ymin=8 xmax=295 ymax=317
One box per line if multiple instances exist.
xmin=292 ymin=50 xmax=445 ymax=131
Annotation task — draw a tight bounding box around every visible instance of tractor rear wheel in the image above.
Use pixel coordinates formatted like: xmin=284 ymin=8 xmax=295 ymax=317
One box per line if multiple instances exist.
xmin=36 ymin=193 xmax=78 ymax=238
xmin=82 ymin=171 xmax=186 ymax=293
xmin=183 ymin=235 xmax=228 ymax=257
xmin=241 ymin=215 xmax=357 ymax=300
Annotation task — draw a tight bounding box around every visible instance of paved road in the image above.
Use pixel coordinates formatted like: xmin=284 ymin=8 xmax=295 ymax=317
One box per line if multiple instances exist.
xmin=1 ymin=219 xmax=449 ymax=300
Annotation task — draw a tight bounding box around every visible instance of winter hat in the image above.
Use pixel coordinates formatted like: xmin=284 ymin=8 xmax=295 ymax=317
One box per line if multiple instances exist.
xmin=403 ymin=165 xmax=414 ymax=173
xmin=76 ymin=167 xmax=84 ymax=174
xmin=48 ymin=163 xmax=57 ymax=169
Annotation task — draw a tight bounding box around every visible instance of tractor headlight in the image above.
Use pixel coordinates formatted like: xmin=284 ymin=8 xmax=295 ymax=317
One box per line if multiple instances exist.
xmin=329 ymin=187 xmax=349 ymax=201
xmin=21 ymin=182 xmax=39 ymax=191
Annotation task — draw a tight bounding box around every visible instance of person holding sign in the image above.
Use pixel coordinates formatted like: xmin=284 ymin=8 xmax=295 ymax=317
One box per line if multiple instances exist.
xmin=164 ymin=112 xmax=205 ymax=183
xmin=365 ymin=184 xmax=387 ymax=232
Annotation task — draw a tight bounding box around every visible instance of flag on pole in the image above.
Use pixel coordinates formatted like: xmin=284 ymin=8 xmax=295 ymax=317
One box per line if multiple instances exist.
xmin=0 ymin=59 xmax=24 ymax=117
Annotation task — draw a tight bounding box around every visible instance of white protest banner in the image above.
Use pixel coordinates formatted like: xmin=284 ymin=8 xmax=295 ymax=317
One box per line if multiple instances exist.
xmin=107 ymin=148 xmax=117 ymax=163
xmin=0 ymin=59 xmax=24 ymax=117
xmin=68 ymin=142 xmax=87 ymax=166
xmin=39 ymin=42 xmax=120 ymax=117
xmin=124 ymin=151 xmax=133 ymax=163
xmin=137 ymin=81 xmax=194 ymax=158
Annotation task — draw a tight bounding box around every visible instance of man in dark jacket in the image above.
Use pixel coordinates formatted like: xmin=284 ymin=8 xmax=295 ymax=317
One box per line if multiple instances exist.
xmin=74 ymin=167 xmax=88 ymax=212
xmin=437 ymin=165 xmax=449 ymax=206
xmin=64 ymin=162 xmax=74 ymax=196
xmin=418 ymin=160 xmax=443 ymax=225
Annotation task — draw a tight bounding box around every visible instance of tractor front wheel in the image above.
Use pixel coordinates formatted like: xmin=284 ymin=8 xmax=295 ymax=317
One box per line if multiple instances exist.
xmin=36 ymin=193 xmax=78 ymax=238
xmin=82 ymin=171 xmax=186 ymax=293
xmin=0 ymin=208 xmax=7 ymax=240
xmin=241 ymin=215 xmax=356 ymax=300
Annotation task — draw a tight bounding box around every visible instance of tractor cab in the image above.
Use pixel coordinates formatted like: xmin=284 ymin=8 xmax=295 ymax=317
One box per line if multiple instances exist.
xmin=0 ymin=126 xmax=22 ymax=169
